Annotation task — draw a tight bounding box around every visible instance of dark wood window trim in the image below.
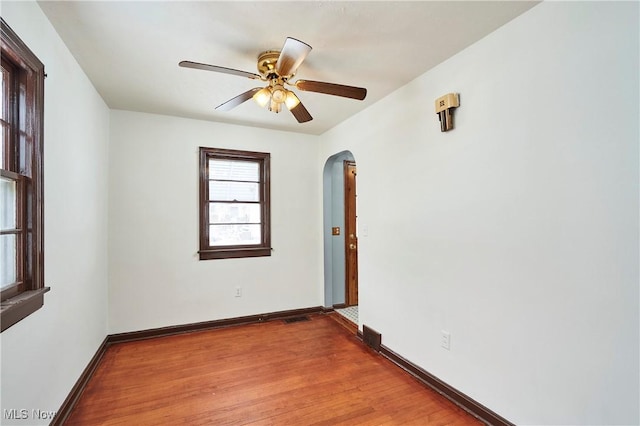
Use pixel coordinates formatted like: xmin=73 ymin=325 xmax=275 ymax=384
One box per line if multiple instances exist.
xmin=199 ymin=147 xmax=271 ymax=260
xmin=1 ymin=18 xmax=47 ymax=332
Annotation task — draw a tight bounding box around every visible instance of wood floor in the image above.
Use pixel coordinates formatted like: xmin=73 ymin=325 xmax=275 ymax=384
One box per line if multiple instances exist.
xmin=65 ymin=314 xmax=482 ymax=425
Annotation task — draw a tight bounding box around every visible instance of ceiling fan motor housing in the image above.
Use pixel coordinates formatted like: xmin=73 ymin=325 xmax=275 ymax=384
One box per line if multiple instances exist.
xmin=257 ymin=50 xmax=282 ymax=78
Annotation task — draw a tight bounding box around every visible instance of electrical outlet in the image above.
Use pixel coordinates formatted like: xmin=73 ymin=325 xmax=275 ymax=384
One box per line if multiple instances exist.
xmin=235 ymin=287 xmax=242 ymax=298
xmin=441 ymin=330 xmax=451 ymax=350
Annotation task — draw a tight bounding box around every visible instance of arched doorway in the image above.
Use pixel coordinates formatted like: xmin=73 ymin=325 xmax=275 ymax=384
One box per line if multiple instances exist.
xmin=322 ymin=151 xmax=358 ymax=324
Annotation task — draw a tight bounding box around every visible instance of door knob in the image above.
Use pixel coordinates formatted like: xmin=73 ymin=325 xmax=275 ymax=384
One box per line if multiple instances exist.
xmin=349 ymin=243 xmax=357 ymax=250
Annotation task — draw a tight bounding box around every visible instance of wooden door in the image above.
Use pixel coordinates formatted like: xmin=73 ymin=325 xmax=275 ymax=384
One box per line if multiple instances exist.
xmin=344 ymin=161 xmax=358 ymax=306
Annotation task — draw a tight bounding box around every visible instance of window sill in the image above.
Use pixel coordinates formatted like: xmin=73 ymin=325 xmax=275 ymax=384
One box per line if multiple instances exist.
xmin=1 ymin=287 xmax=50 ymax=332
xmin=199 ymin=247 xmax=272 ymax=260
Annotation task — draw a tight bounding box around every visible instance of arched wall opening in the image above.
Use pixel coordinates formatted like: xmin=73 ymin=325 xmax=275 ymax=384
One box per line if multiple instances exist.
xmin=322 ymin=150 xmax=355 ymax=307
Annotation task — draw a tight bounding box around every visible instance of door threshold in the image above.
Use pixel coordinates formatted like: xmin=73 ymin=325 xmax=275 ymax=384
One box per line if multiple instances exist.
xmin=335 ymin=305 xmax=358 ymax=325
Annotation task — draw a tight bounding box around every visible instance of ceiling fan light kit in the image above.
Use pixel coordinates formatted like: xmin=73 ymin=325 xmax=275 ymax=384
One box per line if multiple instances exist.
xmin=284 ymin=91 xmax=300 ymax=110
xmin=179 ymin=37 xmax=367 ymax=124
xmin=252 ymin=81 xmax=300 ymax=114
xmin=253 ymin=87 xmax=271 ymax=107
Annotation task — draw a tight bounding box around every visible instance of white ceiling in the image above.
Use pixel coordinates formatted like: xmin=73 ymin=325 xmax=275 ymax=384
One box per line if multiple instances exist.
xmin=38 ymin=1 xmax=538 ymax=135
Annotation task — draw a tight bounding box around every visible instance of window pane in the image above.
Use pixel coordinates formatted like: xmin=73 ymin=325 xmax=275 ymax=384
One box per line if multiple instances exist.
xmin=1 ymin=234 xmax=16 ymax=289
xmin=1 ymin=123 xmax=6 ymax=168
xmin=19 ymin=131 xmax=31 ymax=176
xmin=1 ymin=65 xmax=5 ymax=121
xmin=24 ymin=229 xmax=32 ymax=282
xmin=209 ymin=159 xmax=259 ymax=182
xmin=1 ymin=124 xmax=4 ymax=167
xmin=209 ymin=181 xmax=259 ymax=202
xmin=209 ymin=224 xmax=261 ymax=246
xmin=19 ymin=83 xmax=26 ymax=132
xmin=0 ymin=176 xmax=16 ymax=230
xmin=209 ymin=202 xmax=261 ymax=224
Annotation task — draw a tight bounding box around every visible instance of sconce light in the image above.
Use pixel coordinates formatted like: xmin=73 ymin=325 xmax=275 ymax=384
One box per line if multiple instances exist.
xmin=435 ymin=93 xmax=460 ymax=132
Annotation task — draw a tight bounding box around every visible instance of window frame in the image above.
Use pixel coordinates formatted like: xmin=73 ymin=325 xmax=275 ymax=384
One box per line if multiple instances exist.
xmin=199 ymin=147 xmax=271 ymax=260
xmin=1 ymin=18 xmax=47 ymax=332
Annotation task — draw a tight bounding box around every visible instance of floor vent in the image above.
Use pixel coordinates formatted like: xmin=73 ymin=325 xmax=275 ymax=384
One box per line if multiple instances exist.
xmin=283 ymin=316 xmax=310 ymax=324
xmin=363 ymin=325 xmax=382 ymax=351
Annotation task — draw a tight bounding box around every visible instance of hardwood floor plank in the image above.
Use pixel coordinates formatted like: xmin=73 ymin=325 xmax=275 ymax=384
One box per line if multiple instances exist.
xmin=65 ymin=315 xmax=481 ymax=425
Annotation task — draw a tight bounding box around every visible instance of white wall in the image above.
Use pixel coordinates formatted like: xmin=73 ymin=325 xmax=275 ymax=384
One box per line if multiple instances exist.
xmin=320 ymin=2 xmax=639 ymax=425
xmin=108 ymin=111 xmax=322 ymax=333
xmin=0 ymin=1 xmax=110 ymax=424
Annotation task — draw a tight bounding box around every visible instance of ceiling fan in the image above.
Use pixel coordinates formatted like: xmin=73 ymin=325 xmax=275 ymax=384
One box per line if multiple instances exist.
xmin=179 ymin=37 xmax=367 ymax=123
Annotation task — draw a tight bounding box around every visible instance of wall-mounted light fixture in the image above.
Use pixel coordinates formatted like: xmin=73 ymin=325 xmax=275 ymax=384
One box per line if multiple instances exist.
xmin=435 ymin=93 xmax=460 ymax=132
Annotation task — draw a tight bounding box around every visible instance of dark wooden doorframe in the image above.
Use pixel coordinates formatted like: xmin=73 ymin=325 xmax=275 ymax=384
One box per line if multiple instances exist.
xmin=344 ymin=161 xmax=358 ymax=306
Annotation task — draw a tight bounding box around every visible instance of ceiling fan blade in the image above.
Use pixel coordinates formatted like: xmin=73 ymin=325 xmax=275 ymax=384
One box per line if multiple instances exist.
xmin=275 ymin=37 xmax=312 ymax=77
xmin=179 ymin=61 xmax=262 ymax=80
xmin=290 ymin=101 xmax=313 ymax=123
xmin=215 ymin=88 xmax=263 ymax=111
xmin=295 ymin=80 xmax=367 ymax=100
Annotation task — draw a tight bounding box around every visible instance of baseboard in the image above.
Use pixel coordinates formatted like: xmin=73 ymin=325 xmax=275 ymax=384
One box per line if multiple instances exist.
xmin=52 ymin=306 xmax=324 ymax=424
xmin=378 ymin=343 xmax=514 ymax=426
xmin=108 ymin=306 xmax=324 ymax=344
xmin=50 ymin=337 xmax=109 ymax=426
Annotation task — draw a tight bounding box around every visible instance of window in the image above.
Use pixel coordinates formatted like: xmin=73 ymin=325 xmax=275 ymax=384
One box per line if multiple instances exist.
xmin=199 ymin=147 xmax=271 ymax=260
xmin=1 ymin=18 xmax=47 ymax=332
